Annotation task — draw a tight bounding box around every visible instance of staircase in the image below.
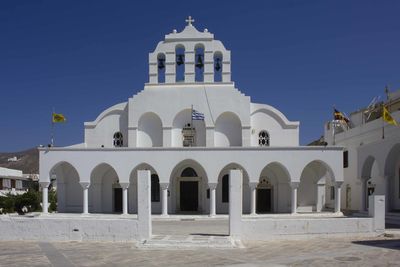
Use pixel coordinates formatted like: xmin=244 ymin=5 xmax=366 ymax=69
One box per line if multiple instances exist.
xmin=136 ymin=234 xmax=243 ymax=249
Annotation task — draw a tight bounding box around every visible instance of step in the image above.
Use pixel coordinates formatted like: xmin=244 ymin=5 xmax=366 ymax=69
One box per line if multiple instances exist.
xmin=136 ymin=235 xmax=243 ymax=249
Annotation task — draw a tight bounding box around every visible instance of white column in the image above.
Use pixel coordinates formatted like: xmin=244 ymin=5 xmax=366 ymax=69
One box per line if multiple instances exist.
xmin=160 ymin=183 xmax=169 ymax=217
xmin=249 ymin=183 xmax=257 ymax=216
xmin=290 ymin=182 xmax=299 ymax=214
xmin=120 ymin=183 xmax=129 ymax=215
xmin=334 ymin=181 xmax=343 ymax=213
xmin=40 ymin=182 xmax=50 ymax=214
xmin=80 ymin=182 xmax=90 ymax=214
xmin=209 ymin=183 xmax=217 ymax=217
xmin=138 ymin=170 xmax=152 ymax=240
xmin=229 ymin=169 xmax=243 ymax=239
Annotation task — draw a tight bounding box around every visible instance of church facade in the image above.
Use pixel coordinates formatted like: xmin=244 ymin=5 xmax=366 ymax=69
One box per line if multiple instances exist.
xmin=39 ymin=18 xmax=343 ymax=216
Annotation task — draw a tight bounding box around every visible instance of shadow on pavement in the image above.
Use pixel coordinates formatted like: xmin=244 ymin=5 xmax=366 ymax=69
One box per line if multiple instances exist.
xmin=352 ymin=239 xmax=400 ymax=250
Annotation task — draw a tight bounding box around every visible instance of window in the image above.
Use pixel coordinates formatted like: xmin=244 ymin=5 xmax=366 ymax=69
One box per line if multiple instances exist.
xmin=151 ymin=174 xmax=160 ymax=202
xmin=222 ymin=174 xmax=229 ymax=203
xmin=258 ymin=131 xmax=270 ymax=146
xmin=207 ymin=188 xmax=210 ymax=199
xmin=343 ymin=150 xmax=349 ymax=168
xmin=181 ymin=167 xmax=197 ymax=177
xmin=330 ymin=186 xmax=335 ymax=200
xmin=113 ymin=132 xmax=123 ymax=147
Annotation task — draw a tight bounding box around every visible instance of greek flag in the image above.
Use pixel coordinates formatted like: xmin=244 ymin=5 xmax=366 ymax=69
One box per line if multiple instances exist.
xmin=192 ymin=109 xmax=205 ymax=120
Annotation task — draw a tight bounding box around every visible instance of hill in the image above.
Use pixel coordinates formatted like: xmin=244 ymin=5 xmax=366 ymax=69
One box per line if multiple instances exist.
xmin=0 ymin=148 xmax=39 ymax=174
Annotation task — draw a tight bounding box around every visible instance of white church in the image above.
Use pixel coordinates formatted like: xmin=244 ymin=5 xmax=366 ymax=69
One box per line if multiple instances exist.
xmin=39 ymin=17 xmax=344 ymax=217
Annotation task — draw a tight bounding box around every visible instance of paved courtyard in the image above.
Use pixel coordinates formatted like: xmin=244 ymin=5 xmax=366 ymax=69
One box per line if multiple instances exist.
xmin=1 ymin=219 xmax=399 ymax=266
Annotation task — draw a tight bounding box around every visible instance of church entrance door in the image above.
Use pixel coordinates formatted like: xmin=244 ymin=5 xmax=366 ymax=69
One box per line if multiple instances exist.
xmin=180 ymin=181 xmax=198 ymax=212
xmin=256 ymin=188 xmax=272 ymax=213
xmin=114 ymin=188 xmax=122 ymax=213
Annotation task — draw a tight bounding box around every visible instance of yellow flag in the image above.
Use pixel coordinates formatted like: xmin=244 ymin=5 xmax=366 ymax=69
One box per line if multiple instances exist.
xmin=52 ymin=113 xmax=66 ymax=123
xmin=383 ymin=106 xmax=397 ymax=126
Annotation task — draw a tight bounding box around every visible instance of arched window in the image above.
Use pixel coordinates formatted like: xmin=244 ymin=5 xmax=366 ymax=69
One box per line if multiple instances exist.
xmin=157 ymin=53 xmax=166 ymax=83
xmin=151 ymin=174 xmax=160 ymax=202
xmin=181 ymin=167 xmax=198 ymax=177
xmin=214 ymin=52 xmax=222 ymax=82
xmin=113 ymin=132 xmax=123 ymax=147
xmin=222 ymin=174 xmax=229 ymax=203
xmin=175 ymin=45 xmax=185 ymax=82
xmin=195 ymin=44 xmax=204 ymax=82
xmin=258 ymin=131 xmax=270 ymax=146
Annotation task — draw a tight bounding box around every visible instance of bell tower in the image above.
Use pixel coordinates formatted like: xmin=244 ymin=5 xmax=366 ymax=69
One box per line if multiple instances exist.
xmin=148 ymin=17 xmax=231 ymax=85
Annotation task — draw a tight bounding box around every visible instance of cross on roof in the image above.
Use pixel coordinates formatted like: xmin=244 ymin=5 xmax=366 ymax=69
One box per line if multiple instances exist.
xmin=185 ymin=16 xmax=195 ymax=26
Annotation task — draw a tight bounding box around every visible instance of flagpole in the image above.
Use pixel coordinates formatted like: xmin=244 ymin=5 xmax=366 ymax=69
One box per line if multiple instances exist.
xmin=332 ymin=106 xmax=336 ymax=145
xmin=191 ymin=104 xmax=193 ymax=130
xmin=382 ymin=103 xmax=385 ymax=139
xmin=51 ymin=108 xmax=55 ymax=147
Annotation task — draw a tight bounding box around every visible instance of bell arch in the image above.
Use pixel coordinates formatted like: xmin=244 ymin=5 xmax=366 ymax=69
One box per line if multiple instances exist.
xmin=214 ymin=51 xmax=223 ymax=82
xmin=194 ymin=43 xmax=204 ymax=82
xmin=175 ymin=44 xmax=185 ymax=82
xmin=137 ymin=112 xmax=163 ymax=147
xmin=157 ymin=53 xmax=166 ymax=83
xmin=214 ymin=112 xmax=242 ymax=146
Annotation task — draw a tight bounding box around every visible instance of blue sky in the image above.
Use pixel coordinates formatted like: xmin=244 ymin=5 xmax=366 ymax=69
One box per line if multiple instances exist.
xmin=1 ymin=1 xmax=399 ymax=152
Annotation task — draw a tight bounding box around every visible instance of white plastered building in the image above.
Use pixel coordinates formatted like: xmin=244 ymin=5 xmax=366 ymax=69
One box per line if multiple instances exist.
xmin=324 ymin=90 xmax=400 ymax=222
xmin=39 ymin=18 xmax=344 ymax=216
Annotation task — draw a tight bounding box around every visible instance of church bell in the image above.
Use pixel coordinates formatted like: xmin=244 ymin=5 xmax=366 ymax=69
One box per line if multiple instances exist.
xmin=215 ymin=58 xmax=221 ymax=71
xmin=195 ymin=55 xmax=204 ymax=68
xmin=176 ymin=54 xmax=184 ymax=65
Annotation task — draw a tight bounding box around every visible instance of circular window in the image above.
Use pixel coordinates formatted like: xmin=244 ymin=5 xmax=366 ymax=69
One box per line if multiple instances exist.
xmin=113 ymin=132 xmax=123 ymax=147
xmin=258 ymin=131 xmax=270 ymax=147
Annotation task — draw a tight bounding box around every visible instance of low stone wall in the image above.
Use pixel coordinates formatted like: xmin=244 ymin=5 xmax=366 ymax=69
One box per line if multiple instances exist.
xmin=0 ymin=215 xmax=139 ymax=242
xmin=240 ymin=216 xmax=374 ymax=241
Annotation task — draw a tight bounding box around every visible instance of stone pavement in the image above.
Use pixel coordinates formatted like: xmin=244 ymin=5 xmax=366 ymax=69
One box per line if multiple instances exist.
xmin=1 ymin=219 xmax=399 ymax=266
xmin=0 ymin=234 xmax=400 ymax=266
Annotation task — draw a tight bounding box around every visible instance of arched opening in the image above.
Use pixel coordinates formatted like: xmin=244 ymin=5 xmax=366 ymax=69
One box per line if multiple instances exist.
xmin=175 ymin=45 xmax=185 ymax=82
xmin=216 ymin=163 xmax=250 ymax=214
xmin=113 ymin=132 xmax=123 ymax=147
xmin=214 ymin=52 xmax=222 ymax=82
xmin=194 ymin=44 xmax=204 ymax=82
xmin=171 ymin=109 xmax=206 ymax=147
xmin=129 ymin=163 xmax=160 ymax=214
xmin=361 ymin=156 xmax=383 ymax=211
xmin=257 ymin=162 xmax=291 ymax=213
xmin=137 ymin=112 xmax=163 ymax=147
xmin=298 ymin=160 xmax=335 ymax=213
xmin=384 ymin=144 xmax=400 ymax=211
xmin=169 ymin=160 xmax=209 ymax=214
xmin=50 ymin=162 xmax=81 ymax=213
xmin=214 ymin=112 xmax=242 ymax=147
xmin=89 ymin=163 xmax=121 ymax=213
xmin=157 ymin=53 xmax=166 ymax=83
